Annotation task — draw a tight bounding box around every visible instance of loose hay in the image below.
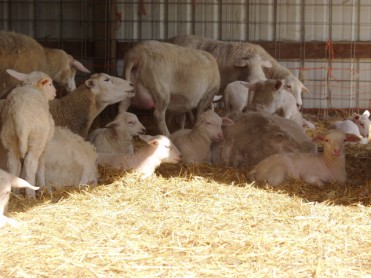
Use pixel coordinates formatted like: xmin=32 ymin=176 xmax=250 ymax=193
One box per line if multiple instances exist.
xmin=0 ymin=112 xmax=370 ymax=277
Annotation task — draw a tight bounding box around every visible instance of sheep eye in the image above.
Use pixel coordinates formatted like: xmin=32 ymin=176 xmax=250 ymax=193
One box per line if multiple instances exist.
xmin=104 ymin=78 xmax=110 ymax=82
xmin=360 ymin=123 xmax=365 ymax=127
xmin=325 ymin=139 xmax=329 ymax=142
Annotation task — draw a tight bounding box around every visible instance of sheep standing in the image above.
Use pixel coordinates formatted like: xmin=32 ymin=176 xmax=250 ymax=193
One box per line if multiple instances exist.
xmin=119 ymin=40 xmax=220 ymax=136
xmin=1 ymin=70 xmax=56 ymax=197
xmin=170 ymin=109 xmax=234 ymax=163
xmin=249 ymin=129 xmax=360 ymax=186
xmin=97 ymin=135 xmax=181 ymax=179
xmin=38 ymin=126 xmax=98 ymax=190
xmin=88 ymin=112 xmax=146 ymax=154
xmin=0 ymin=169 xmax=39 ymax=228
xmin=168 ymin=34 xmax=309 ymax=107
xmin=224 ymin=54 xmax=272 ymax=116
xmin=49 ymin=73 xmax=135 ymax=138
xmin=0 ymin=31 xmax=90 ymax=98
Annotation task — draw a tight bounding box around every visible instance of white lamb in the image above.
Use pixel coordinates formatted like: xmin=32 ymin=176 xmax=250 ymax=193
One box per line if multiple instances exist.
xmin=1 ymin=70 xmax=56 ymax=197
xmin=0 ymin=169 xmax=39 ymax=228
xmin=39 ymin=126 xmax=98 ymax=190
xmin=333 ymin=110 xmax=370 ymax=144
xmin=88 ymin=112 xmax=146 ymax=154
xmin=224 ymin=54 xmax=272 ymax=116
xmin=170 ymin=109 xmax=234 ymax=163
xmin=97 ymin=135 xmax=181 ymax=179
xmin=249 ymin=129 xmax=360 ymax=186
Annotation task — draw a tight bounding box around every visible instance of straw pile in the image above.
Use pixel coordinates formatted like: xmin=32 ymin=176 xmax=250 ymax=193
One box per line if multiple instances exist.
xmin=0 ymin=112 xmax=370 ymax=277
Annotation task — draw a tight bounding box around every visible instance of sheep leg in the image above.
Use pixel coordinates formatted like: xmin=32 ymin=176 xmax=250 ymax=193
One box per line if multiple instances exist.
xmin=154 ymin=108 xmax=170 ymax=137
xmin=36 ymin=153 xmax=46 ymax=188
xmin=23 ymin=152 xmax=41 ymax=198
xmin=7 ymin=150 xmax=22 ymax=195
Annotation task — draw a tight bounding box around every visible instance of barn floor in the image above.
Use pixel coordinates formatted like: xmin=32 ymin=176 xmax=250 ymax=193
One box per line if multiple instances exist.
xmin=0 ymin=111 xmax=370 ymax=277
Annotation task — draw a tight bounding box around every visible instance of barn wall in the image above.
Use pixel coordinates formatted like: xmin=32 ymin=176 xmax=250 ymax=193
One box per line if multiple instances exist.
xmin=1 ymin=0 xmax=371 ymax=110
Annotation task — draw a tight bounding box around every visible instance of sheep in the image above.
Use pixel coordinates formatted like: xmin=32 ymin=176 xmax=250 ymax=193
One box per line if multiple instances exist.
xmin=249 ymin=79 xmax=315 ymax=129
xmin=49 ymin=73 xmax=135 ymax=138
xmin=0 ymin=30 xmax=90 ymax=98
xmin=119 ymin=40 xmax=220 ymax=136
xmin=88 ymin=111 xmax=146 ymax=154
xmin=39 ymin=126 xmax=98 ymax=190
xmin=1 ymin=70 xmax=56 ymax=197
xmin=211 ymin=111 xmax=317 ymax=168
xmin=170 ymin=109 xmax=234 ymax=163
xmin=0 ymin=169 xmax=39 ymax=228
xmin=97 ymin=135 xmax=182 ymax=179
xmin=333 ymin=110 xmax=370 ymax=144
xmin=249 ymin=129 xmax=360 ymax=186
xmin=168 ymin=34 xmax=309 ymax=107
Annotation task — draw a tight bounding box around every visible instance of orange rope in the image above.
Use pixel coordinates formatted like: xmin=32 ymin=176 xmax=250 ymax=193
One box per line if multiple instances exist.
xmin=139 ymin=0 xmax=147 ymax=16
xmin=325 ymin=39 xmax=336 ymax=80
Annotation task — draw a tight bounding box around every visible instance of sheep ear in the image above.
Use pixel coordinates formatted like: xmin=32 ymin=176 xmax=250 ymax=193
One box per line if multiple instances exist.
xmin=6 ymin=69 xmax=28 ymax=81
xmin=39 ymin=78 xmax=50 ymax=87
xmin=234 ymin=58 xmax=249 ymax=68
xmin=363 ymin=110 xmax=370 ymax=118
xmin=70 ymin=57 xmax=90 ymax=73
xmin=345 ymin=133 xmax=361 ymax=142
xmin=105 ymin=121 xmax=120 ymax=129
xmin=139 ymin=134 xmax=154 ymax=143
xmin=302 ymin=85 xmax=310 ymax=93
xmin=273 ymin=80 xmax=283 ymax=91
xmin=240 ymin=81 xmax=250 ymax=88
xmin=262 ymin=60 xmax=272 ymax=68
xmin=313 ymin=134 xmax=326 ymax=142
xmin=213 ymin=95 xmax=223 ymax=102
xmin=147 ymin=139 xmax=159 ymax=146
xmin=85 ymin=78 xmax=96 ymax=88
xmin=352 ymin=113 xmax=360 ymax=121
xmin=221 ymin=117 xmax=235 ymax=127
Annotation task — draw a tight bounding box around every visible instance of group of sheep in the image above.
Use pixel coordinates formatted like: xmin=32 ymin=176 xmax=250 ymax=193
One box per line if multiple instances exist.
xmin=0 ymin=31 xmax=370 ymax=228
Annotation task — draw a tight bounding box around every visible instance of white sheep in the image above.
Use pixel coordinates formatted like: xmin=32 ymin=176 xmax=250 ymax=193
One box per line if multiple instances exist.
xmin=1 ymin=70 xmax=56 ymax=197
xmin=88 ymin=112 xmax=146 ymax=154
xmin=0 ymin=169 xmax=39 ymax=228
xmin=333 ymin=110 xmax=370 ymax=144
xmin=39 ymin=126 xmax=98 ymax=190
xmin=49 ymin=73 xmax=135 ymax=138
xmin=0 ymin=30 xmax=90 ymax=98
xmin=224 ymin=55 xmax=272 ymax=116
xmin=97 ymin=135 xmax=181 ymax=179
xmin=249 ymin=129 xmax=360 ymax=186
xmin=170 ymin=109 xmax=234 ymax=163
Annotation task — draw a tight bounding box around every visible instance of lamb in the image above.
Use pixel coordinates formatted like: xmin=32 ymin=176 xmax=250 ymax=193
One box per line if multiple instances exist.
xmin=1 ymin=70 xmax=56 ymax=197
xmin=0 ymin=169 xmax=39 ymax=228
xmin=39 ymin=127 xmax=98 ymax=190
xmin=97 ymin=135 xmax=182 ymax=179
xmin=170 ymin=109 xmax=234 ymax=163
xmin=0 ymin=30 xmax=90 ymax=98
xmin=249 ymin=129 xmax=360 ymax=186
xmin=211 ymin=111 xmax=317 ymax=168
xmin=249 ymin=79 xmax=315 ymax=129
xmin=88 ymin=112 xmax=146 ymax=154
xmin=119 ymin=40 xmax=220 ymax=136
xmin=168 ymin=34 xmax=309 ymax=107
xmin=49 ymin=73 xmax=135 ymax=138
xmin=333 ymin=110 xmax=370 ymax=144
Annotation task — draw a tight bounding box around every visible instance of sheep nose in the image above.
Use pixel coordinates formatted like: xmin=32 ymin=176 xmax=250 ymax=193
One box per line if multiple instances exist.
xmin=130 ymin=82 xmax=134 ymax=87
xmin=297 ymin=104 xmax=302 ymax=110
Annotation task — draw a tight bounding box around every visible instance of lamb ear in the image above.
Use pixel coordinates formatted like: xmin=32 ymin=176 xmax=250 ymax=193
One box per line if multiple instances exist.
xmin=363 ymin=110 xmax=370 ymax=118
xmin=139 ymin=134 xmax=154 ymax=143
xmin=6 ymin=69 xmax=28 ymax=81
xmin=105 ymin=120 xmax=120 ymax=128
xmin=345 ymin=133 xmax=361 ymax=142
xmin=85 ymin=78 xmax=96 ymax=88
xmin=352 ymin=113 xmax=360 ymax=121
xmin=221 ymin=117 xmax=235 ymax=127
xmin=302 ymin=85 xmax=310 ymax=93
xmin=234 ymin=58 xmax=249 ymax=68
xmin=70 ymin=58 xmax=90 ymax=73
xmin=273 ymin=80 xmax=283 ymax=91
xmin=313 ymin=134 xmax=326 ymax=142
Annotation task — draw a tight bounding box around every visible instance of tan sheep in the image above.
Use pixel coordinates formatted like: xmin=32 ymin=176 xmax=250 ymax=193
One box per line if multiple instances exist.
xmin=249 ymin=129 xmax=360 ymax=186
xmin=0 ymin=31 xmax=90 ymax=98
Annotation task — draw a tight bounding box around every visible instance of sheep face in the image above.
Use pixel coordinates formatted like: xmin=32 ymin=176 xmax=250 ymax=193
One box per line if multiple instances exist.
xmin=112 ymin=112 xmax=146 ymax=136
xmin=352 ymin=110 xmax=371 ymax=138
xmin=38 ymin=77 xmax=56 ymax=100
xmin=85 ymin=73 xmax=135 ymax=105
xmin=250 ymin=79 xmax=284 ymax=114
xmin=283 ymin=76 xmax=309 ymax=108
xmin=140 ymin=135 xmax=182 ymax=164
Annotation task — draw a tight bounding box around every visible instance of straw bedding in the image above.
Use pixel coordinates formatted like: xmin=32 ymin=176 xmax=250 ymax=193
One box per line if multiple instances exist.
xmin=0 ymin=112 xmax=370 ymax=277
